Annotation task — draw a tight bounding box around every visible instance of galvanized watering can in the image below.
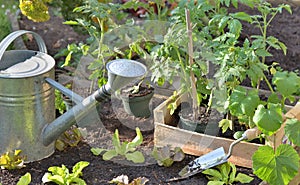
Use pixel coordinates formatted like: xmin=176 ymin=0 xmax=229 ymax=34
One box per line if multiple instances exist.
xmin=0 ymin=30 xmax=147 ymax=161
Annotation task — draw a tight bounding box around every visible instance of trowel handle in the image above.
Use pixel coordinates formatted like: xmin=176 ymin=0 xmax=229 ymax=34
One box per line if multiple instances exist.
xmin=0 ymin=30 xmax=47 ymax=61
xmin=243 ymin=127 xmax=261 ymax=140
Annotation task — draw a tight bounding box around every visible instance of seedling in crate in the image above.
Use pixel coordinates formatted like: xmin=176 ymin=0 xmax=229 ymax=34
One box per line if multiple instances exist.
xmin=91 ymin=127 xmax=145 ymax=163
xmin=109 ymin=174 xmax=149 ymax=185
xmin=151 ymin=145 xmax=185 ymax=167
xmin=0 ymin=150 xmax=26 ymax=170
xmin=42 ymin=161 xmax=89 ymax=185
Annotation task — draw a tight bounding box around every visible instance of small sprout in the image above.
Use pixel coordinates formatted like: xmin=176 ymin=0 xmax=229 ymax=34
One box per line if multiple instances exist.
xmin=42 ymin=161 xmax=89 ymax=185
xmin=91 ymin=127 xmax=145 ymax=163
xmin=0 ymin=150 xmax=26 ymax=170
xmin=55 ymin=126 xmax=83 ymax=151
xmin=152 ymin=146 xmax=185 ymax=167
xmin=109 ymin=174 xmax=149 ymax=185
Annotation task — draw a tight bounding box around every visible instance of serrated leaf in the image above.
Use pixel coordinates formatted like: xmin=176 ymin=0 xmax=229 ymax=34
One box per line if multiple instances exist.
xmin=253 ymin=145 xmax=299 ymax=185
xmin=253 ymin=104 xmax=282 ymax=136
xmin=228 ymin=19 xmax=242 ymax=36
xmin=125 ymin=151 xmax=145 ymax=163
xmin=284 ymin=118 xmax=300 ymax=146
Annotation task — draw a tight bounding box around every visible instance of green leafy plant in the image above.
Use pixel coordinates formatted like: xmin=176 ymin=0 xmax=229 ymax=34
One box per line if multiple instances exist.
xmin=151 ymin=146 xmax=185 ymax=167
xmin=202 ymin=162 xmax=254 ymax=185
xmin=55 ymin=126 xmax=83 ymax=151
xmin=91 ymin=127 xmax=145 ymax=163
xmin=17 ymin=172 xmax=31 ymax=185
xmin=109 ymin=174 xmax=149 ymax=185
xmin=252 ymin=144 xmax=299 ymax=185
xmin=0 ymin=150 xmax=26 ymax=170
xmin=42 ymin=161 xmax=89 ymax=185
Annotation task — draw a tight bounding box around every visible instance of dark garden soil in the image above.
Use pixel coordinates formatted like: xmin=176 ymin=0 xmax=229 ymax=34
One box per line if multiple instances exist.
xmin=1 ymin=1 xmax=300 ymax=184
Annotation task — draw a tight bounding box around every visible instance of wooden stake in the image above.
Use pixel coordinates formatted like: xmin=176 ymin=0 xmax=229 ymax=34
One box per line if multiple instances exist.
xmin=185 ymin=8 xmax=198 ymax=120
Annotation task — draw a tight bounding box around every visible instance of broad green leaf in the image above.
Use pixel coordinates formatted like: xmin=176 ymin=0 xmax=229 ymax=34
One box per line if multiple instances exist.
xmin=202 ymin=169 xmax=223 ymax=181
xmin=219 ymin=163 xmax=230 ymax=182
xmin=284 ymin=118 xmax=300 ymax=146
xmin=17 ymin=172 xmax=31 ymax=185
xmin=234 ymin=173 xmax=254 ymax=183
xmin=103 ymin=150 xmax=118 ymax=161
xmin=47 ymin=175 xmax=65 ymax=185
xmin=125 ymin=151 xmax=145 ymax=163
xmin=253 ymin=104 xmax=282 ymax=136
xmin=229 ymin=86 xmax=259 ymax=117
xmin=90 ymin=148 xmax=106 ymax=156
xmin=207 ymin=181 xmax=224 ymax=185
xmin=272 ymin=71 xmax=300 ymax=97
xmin=253 ymin=145 xmax=299 ymax=185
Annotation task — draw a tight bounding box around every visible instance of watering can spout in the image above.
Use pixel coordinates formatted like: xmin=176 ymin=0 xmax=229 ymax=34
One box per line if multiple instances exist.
xmin=42 ymin=59 xmax=147 ymax=146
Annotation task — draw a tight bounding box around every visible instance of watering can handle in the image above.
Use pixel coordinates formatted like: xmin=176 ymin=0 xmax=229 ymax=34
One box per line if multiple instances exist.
xmin=0 ymin=30 xmax=47 ymax=62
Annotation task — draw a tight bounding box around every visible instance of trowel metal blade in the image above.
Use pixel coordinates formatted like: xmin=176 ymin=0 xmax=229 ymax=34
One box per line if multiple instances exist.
xmin=178 ymin=147 xmax=227 ymax=178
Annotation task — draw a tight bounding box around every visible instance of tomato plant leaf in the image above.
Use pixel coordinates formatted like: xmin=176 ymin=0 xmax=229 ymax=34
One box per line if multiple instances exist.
xmin=252 ymin=145 xmax=299 ymax=185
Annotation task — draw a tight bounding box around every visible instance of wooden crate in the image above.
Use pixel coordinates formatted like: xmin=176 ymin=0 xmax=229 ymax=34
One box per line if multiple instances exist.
xmin=154 ymin=94 xmax=300 ymax=183
xmin=153 ymin=93 xmax=262 ymax=168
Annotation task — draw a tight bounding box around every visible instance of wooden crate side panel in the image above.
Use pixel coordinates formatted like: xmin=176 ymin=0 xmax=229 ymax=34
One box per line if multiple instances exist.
xmin=153 ymin=93 xmax=186 ymax=125
xmin=154 ymin=122 xmax=261 ymax=168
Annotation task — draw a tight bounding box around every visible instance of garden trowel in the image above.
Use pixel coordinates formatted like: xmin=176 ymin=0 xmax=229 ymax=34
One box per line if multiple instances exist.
xmin=167 ymin=128 xmax=260 ymax=182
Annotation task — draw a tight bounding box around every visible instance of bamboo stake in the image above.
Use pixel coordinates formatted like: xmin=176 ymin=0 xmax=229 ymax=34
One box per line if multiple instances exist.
xmin=185 ymin=8 xmax=198 ymax=120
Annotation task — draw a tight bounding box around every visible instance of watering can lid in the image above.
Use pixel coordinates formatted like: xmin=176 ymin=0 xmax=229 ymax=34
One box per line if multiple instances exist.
xmin=0 ymin=52 xmax=55 ymax=78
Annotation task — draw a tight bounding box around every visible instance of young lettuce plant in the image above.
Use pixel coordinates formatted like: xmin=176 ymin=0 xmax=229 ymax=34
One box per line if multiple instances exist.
xmin=109 ymin=174 xmax=149 ymax=185
xmin=202 ymin=162 xmax=254 ymax=185
xmin=42 ymin=161 xmax=89 ymax=185
xmin=91 ymin=127 xmax=145 ymax=163
xmin=151 ymin=146 xmax=185 ymax=167
xmin=0 ymin=150 xmax=26 ymax=170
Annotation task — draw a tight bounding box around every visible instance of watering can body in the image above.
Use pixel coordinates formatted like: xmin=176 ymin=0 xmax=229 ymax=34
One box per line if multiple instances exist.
xmin=0 ymin=31 xmax=147 ymax=162
xmin=0 ymin=31 xmax=56 ymax=161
